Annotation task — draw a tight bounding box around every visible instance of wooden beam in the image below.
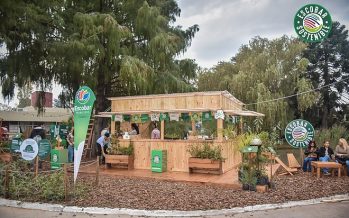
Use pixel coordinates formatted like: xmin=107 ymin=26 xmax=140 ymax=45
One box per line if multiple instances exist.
xmin=160 ymin=120 xmax=165 ymax=140
xmin=239 ymin=116 xmax=243 ymax=134
xmin=111 ymin=120 xmax=116 ymax=136
xmin=217 ymin=118 xmax=223 ymax=141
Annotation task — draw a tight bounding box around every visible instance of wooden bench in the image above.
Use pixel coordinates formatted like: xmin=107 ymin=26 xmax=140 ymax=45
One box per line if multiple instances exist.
xmin=311 ymin=161 xmax=342 ymax=178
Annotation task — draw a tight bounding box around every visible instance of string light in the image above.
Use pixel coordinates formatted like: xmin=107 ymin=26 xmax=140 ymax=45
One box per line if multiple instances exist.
xmin=245 ymin=77 xmax=349 ymax=106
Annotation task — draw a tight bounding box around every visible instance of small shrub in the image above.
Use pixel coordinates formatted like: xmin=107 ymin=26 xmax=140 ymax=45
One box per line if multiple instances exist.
xmin=107 ymin=138 xmax=134 ymax=155
xmin=187 ymin=143 xmax=224 ymax=161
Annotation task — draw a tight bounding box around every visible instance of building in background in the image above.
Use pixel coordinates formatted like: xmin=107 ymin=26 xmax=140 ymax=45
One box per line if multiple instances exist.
xmin=0 ymin=106 xmax=72 ymax=138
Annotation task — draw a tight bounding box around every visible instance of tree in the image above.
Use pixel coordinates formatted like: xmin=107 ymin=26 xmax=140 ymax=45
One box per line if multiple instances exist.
xmin=303 ymin=21 xmax=349 ymax=128
xmin=198 ymin=36 xmax=318 ymax=130
xmin=0 ymin=1 xmax=199 ymax=140
xmin=17 ymin=82 xmax=32 ymax=108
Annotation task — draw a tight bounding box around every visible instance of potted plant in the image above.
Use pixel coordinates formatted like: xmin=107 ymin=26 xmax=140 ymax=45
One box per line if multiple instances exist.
xmin=105 ymin=137 xmax=134 ymax=170
xmin=241 ymin=169 xmax=257 ymax=191
xmin=187 ymin=143 xmax=225 ymax=174
xmin=255 ymin=169 xmax=269 ymax=193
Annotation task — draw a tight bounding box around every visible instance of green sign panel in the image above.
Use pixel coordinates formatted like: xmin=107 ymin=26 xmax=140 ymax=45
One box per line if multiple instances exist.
xmin=294 ymin=4 xmax=332 ymax=42
xmin=151 ymin=150 xmax=167 ymax=173
xmin=38 ymin=139 xmax=51 ymax=159
xmin=59 ymin=125 xmax=68 ymax=139
xmin=285 ymin=119 xmax=314 ymax=148
xmin=51 ymin=149 xmax=68 ymax=169
xmin=10 ymin=138 xmax=22 ymax=153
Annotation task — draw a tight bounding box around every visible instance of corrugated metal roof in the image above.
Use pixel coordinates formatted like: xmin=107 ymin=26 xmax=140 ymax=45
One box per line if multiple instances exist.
xmin=0 ymin=107 xmax=72 ymax=122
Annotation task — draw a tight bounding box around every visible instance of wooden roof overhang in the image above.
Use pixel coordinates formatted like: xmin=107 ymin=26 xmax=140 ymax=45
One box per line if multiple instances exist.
xmin=97 ymin=91 xmax=264 ymax=117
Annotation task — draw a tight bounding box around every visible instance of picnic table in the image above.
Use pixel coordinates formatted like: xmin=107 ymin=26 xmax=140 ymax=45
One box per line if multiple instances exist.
xmin=311 ymin=161 xmax=342 ymax=178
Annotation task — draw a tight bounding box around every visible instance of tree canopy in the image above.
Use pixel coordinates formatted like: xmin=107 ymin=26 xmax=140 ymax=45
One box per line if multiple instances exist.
xmin=198 ymin=36 xmax=318 ymax=129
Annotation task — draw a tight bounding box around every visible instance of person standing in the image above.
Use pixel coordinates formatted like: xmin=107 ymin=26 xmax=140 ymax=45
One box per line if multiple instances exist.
xmin=151 ymin=123 xmax=160 ymax=139
xmin=335 ymin=138 xmax=349 ymax=176
xmin=96 ymin=132 xmax=110 ymax=164
xmin=67 ymin=128 xmax=74 ymax=163
xmin=302 ymin=140 xmax=318 ymax=172
xmin=318 ymin=140 xmax=334 ymax=176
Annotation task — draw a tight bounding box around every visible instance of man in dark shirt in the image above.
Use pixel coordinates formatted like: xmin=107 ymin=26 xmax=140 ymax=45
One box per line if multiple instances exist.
xmin=317 ymin=140 xmax=334 ymax=175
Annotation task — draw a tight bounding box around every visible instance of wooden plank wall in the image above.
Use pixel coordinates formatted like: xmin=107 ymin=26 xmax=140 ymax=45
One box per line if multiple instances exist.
xmin=111 ymin=94 xmax=223 ymax=112
xmin=118 ymin=139 xmax=241 ymax=173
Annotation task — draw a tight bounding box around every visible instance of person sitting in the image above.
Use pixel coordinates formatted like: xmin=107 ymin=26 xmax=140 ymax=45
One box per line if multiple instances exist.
xmin=302 ymin=140 xmax=318 ymax=172
xmin=151 ymin=123 xmax=160 ymax=139
xmin=96 ymin=132 xmax=110 ymax=164
xmin=317 ymin=140 xmax=334 ymax=176
xmin=129 ymin=123 xmax=139 ymax=135
xmin=335 ymin=138 xmax=349 ymax=176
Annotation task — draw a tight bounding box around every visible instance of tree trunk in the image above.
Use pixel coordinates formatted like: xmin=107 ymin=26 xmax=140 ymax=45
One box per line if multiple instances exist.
xmin=321 ymin=107 xmax=328 ymax=129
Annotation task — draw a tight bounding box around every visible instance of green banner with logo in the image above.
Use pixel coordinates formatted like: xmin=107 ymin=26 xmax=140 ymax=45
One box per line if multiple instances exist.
xmin=74 ymin=86 xmax=96 ymax=182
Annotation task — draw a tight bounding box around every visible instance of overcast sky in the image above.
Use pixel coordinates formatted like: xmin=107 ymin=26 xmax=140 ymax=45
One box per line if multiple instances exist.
xmin=1 ymin=0 xmax=349 ymax=106
xmin=175 ymin=0 xmax=349 ymax=68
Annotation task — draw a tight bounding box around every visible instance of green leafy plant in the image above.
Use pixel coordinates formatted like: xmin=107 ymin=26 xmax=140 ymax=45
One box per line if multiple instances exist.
xmin=107 ymin=137 xmax=134 ymax=155
xmin=315 ymin=125 xmax=348 ymax=148
xmin=187 ymin=143 xmax=224 ymax=161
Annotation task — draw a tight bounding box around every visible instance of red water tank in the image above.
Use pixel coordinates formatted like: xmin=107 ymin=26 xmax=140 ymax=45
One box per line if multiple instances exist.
xmin=31 ymin=91 xmax=53 ymax=108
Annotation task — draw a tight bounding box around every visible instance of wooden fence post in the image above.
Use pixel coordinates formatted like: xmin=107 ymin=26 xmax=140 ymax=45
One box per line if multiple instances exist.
xmin=4 ymin=165 xmax=10 ymax=199
xmin=63 ymin=164 xmax=68 ymax=202
xmin=95 ymin=156 xmax=100 ymax=185
xmin=35 ymin=156 xmax=39 ymax=177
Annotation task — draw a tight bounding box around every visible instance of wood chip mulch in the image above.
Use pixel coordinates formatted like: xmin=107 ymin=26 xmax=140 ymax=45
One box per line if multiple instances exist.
xmin=68 ymin=171 xmax=349 ymax=210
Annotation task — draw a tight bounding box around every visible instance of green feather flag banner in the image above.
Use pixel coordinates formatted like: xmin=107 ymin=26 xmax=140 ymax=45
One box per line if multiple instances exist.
xmin=74 ymin=86 xmax=95 ymax=183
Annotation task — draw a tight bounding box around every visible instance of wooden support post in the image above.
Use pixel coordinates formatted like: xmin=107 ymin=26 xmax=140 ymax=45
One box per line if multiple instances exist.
xmin=63 ymin=164 xmax=68 ymax=202
xmin=191 ymin=120 xmax=196 ymax=134
xmin=4 ymin=165 xmax=10 ymax=199
xmin=160 ymin=120 xmax=165 ymax=140
xmin=217 ymin=118 xmax=223 ymax=141
xmin=35 ymin=156 xmax=39 ymax=177
xmin=111 ymin=120 xmax=116 ymax=136
xmin=239 ymin=116 xmax=243 ymax=134
xmin=95 ymin=156 xmax=100 ymax=185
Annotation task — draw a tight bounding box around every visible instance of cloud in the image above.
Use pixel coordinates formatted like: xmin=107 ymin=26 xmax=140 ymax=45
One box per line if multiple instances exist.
xmin=176 ymin=0 xmax=349 ymax=68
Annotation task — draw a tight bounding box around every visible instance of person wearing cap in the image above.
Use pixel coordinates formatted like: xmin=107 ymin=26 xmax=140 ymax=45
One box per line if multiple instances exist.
xmin=96 ymin=132 xmax=110 ymax=164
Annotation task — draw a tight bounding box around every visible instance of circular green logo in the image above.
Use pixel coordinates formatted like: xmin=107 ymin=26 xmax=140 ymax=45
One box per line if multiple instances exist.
xmin=285 ymin=119 xmax=314 ymax=148
xmin=294 ymin=4 xmax=332 ymax=42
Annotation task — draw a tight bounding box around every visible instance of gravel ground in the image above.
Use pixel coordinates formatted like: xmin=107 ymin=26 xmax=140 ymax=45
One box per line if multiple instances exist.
xmin=67 ymin=171 xmax=349 ymax=210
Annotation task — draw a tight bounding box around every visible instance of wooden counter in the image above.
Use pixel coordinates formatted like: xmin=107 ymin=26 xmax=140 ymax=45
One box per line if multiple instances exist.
xmin=118 ymin=139 xmax=241 ymax=173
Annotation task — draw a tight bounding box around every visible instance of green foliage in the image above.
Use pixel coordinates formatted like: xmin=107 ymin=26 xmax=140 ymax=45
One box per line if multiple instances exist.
xmin=0 ymin=160 xmax=87 ymax=201
xmin=303 ymin=21 xmax=349 ymax=128
xmin=164 ymin=121 xmax=190 ymax=139
xmin=107 ymin=138 xmax=134 ymax=155
xmin=187 ymin=143 xmax=224 ymax=161
xmin=314 ymin=125 xmax=348 ymax=148
xmin=240 ymin=168 xmax=257 ymax=186
xmin=198 ymin=36 xmax=318 ymax=130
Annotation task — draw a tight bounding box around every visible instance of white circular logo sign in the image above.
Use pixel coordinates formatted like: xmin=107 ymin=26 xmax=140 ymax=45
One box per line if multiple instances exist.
xmin=20 ymin=138 xmax=39 ymax=161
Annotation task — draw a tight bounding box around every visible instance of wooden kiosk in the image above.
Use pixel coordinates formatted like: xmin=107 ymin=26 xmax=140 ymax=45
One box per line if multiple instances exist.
xmin=98 ymin=91 xmax=263 ymax=174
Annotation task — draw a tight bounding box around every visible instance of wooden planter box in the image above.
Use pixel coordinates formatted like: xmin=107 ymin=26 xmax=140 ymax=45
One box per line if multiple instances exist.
xmin=105 ymin=154 xmax=134 ymax=170
xmin=188 ymin=157 xmax=223 ymax=175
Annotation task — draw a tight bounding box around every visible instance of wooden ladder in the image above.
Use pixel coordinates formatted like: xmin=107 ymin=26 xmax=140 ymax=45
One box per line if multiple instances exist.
xmin=83 ymin=117 xmax=95 ymax=159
